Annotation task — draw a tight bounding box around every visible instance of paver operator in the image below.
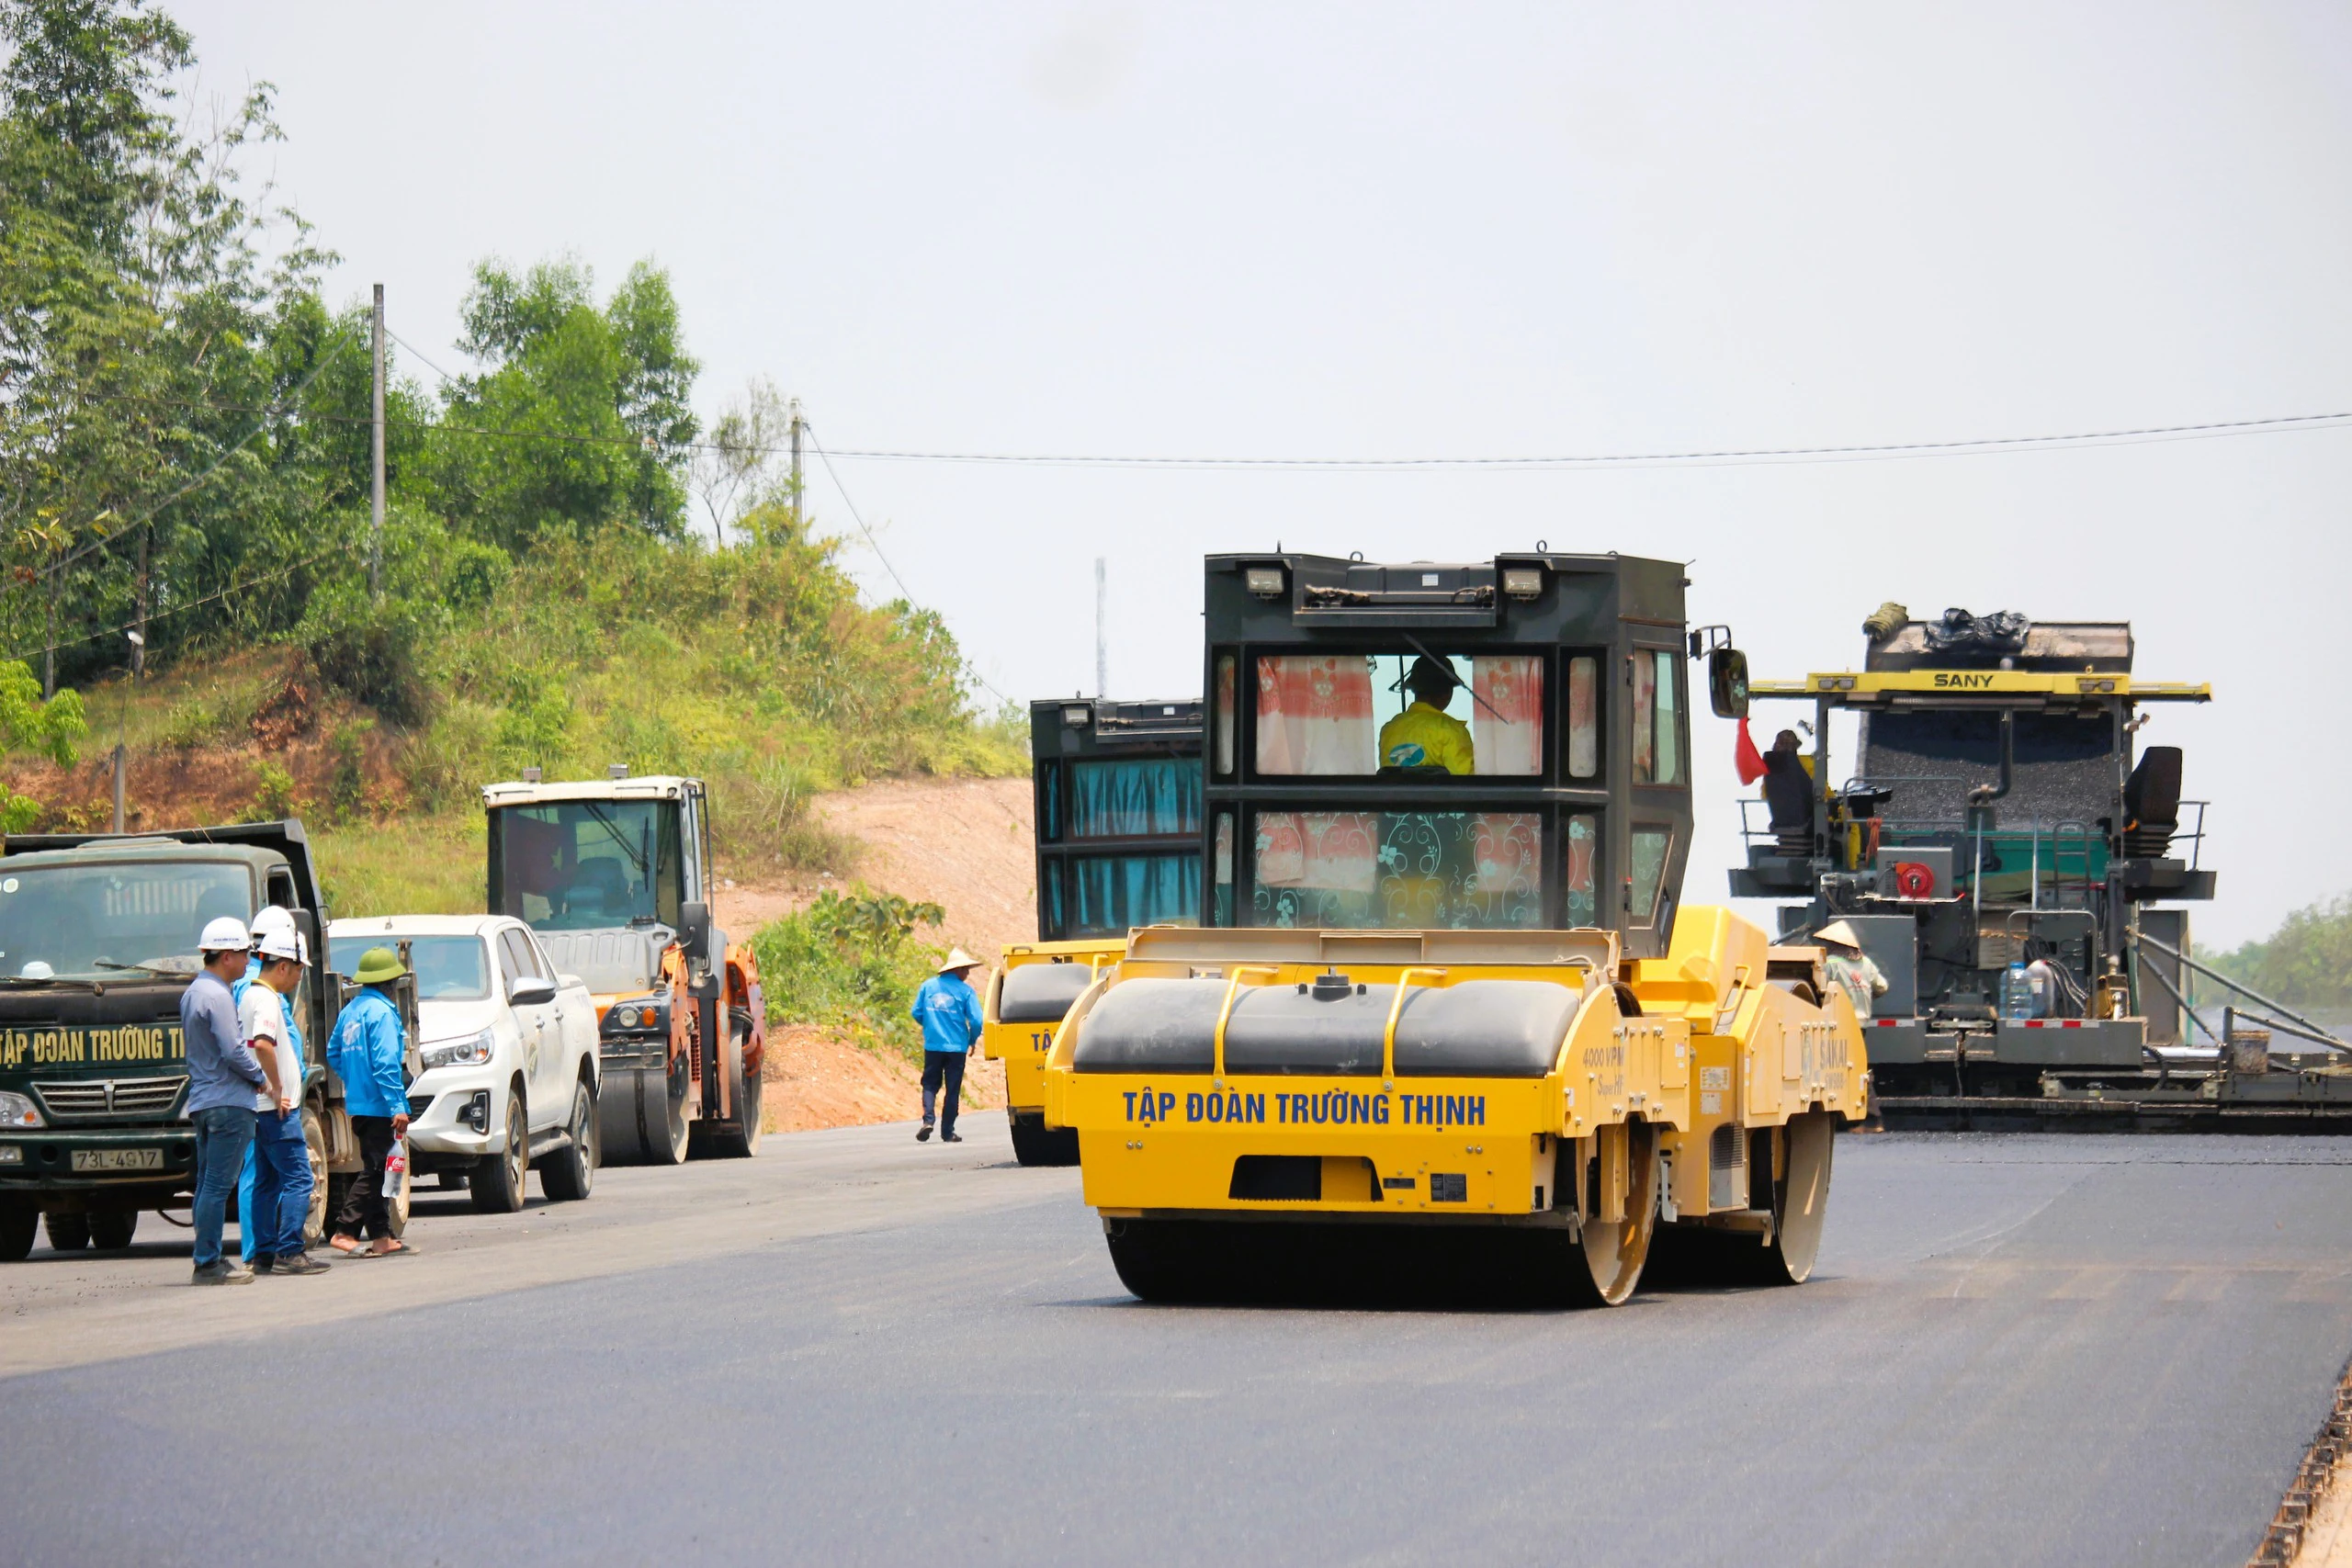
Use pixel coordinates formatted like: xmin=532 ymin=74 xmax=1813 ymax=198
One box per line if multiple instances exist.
xmin=182 ymin=917 xmax=274 ymax=1286
xmin=327 ymin=947 xmax=415 ymax=1258
xmin=1816 ymin=920 xmax=1889 ymax=1021
xmin=912 ymin=948 xmax=987 ymax=1145
xmin=1379 ymin=656 xmax=1475 ymax=774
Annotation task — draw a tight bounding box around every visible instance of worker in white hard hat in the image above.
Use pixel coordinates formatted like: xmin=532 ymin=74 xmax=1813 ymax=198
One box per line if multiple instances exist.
xmin=183 ymin=915 xmax=275 ymax=1284
xmin=910 ymin=948 xmax=987 ymax=1144
xmin=1815 ymin=920 xmax=1888 ymax=1021
xmin=242 ymin=919 xmax=327 ymax=1276
xmin=234 ymin=908 xmax=315 ymax=1271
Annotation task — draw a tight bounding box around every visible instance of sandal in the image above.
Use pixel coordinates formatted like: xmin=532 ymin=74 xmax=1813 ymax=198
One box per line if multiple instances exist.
xmin=368 ymin=1238 xmax=420 ymax=1258
xmin=327 ymin=1235 xmax=364 ymax=1256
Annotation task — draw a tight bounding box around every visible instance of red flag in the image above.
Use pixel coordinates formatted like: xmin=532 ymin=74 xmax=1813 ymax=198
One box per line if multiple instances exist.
xmin=1734 ymin=716 xmax=1767 ymax=784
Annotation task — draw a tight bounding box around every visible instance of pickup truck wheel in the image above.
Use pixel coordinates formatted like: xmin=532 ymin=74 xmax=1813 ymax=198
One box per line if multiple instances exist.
xmin=699 ymin=1028 xmax=761 ymax=1159
xmin=539 ymin=1079 xmax=596 ymax=1201
xmin=0 ymin=1203 xmax=35 ymax=1261
xmin=468 ymin=1087 xmax=529 ymax=1213
xmin=44 ymin=1212 xmax=90 ymax=1252
xmin=89 ymin=1210 xmax=138 ymax=1250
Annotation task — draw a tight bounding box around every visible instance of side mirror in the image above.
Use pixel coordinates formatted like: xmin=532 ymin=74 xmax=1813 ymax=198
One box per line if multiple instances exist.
xmin=1708 ymin=648 xmax=1750 ymax=719
xmin=509 ymin=976 xmax=557 ymax=1008
xmin=679 ymin=899 xmax=711 ymax=963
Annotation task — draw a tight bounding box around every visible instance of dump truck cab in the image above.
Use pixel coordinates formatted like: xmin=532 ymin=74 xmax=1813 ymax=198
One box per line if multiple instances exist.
xmin=482 ymin=772 xmax=764 ymax=1163
xmin=0 ymin=821 xmax=410 ymax=1259
xmin=984 ymin=696 xmax=1202 ymax=1165
xmin=1731 ymin=611 xmax=2256 ymax=1122
xmin=1041 ymin=553 xmax=1868 ymax=1305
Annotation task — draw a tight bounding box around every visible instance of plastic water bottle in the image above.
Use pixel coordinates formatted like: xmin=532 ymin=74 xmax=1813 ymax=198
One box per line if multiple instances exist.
xmin=2000 ymin=963 xmax=2034 ymax=1021
xmin=2024 ymin=958 xmax=2060 ymax=1020
xmin=383 ymin=1136 xmax=407 ymax=1201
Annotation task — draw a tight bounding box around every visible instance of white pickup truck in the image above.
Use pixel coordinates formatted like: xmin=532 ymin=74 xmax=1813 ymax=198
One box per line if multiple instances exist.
xmin=327 ymin=915 xmax=601 ymax=1212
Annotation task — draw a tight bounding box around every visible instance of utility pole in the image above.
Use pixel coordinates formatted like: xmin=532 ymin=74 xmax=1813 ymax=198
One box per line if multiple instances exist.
xmin=112 ymin=630 xmax=141 ymax=833
xmin=787 ymin=397 xmax=804 ymax=527
xmin=369 ymin=283 xmax=386 ymax=600
xmin=1095 ymin=557 xmax=1108 ymax=699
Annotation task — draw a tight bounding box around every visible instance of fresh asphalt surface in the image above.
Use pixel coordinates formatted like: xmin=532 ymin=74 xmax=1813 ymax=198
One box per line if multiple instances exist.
xmin=5 ymin=1123 xmax=2351 ymax=1567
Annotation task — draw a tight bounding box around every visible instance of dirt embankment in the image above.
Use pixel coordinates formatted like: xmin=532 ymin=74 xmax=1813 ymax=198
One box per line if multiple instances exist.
xmin=713 ymin=775 xmax=1038 ymax=1134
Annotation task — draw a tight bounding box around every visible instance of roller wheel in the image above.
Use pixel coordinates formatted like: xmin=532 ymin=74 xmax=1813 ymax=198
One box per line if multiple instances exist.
xmin=1561 ymin=1120 xmax=1657 ymax=1307
xmin=0 ymin=1202 xmax=36 ymax=1261
xmin=89 ymin=1210 xmax=138 ymax=1250
xmin=1104 ymin=1218 xmax=1216 ymax=1303
xmin=696 ymin=1030 xmax=761 ymax=1159
xmin=1758 ymin=1111 xmax=1836 ymax=1284
xmin=469 ymin=1085 xmax=529 ymax=1213
xmin=44 ymin=1212 xmax=90 ymax=1252
xmin=1008 ymin=1112 xmax=1080 ymax=1167
xmin=642 ymin=1059 xmax=693 ymax=1166
xmin=538 ymin=1079 xmax=596 ymax=1201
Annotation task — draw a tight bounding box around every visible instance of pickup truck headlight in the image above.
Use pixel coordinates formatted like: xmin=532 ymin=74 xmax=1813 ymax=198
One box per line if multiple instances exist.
xmin=420 ymin=1029 xmax=495 ymax=1071
xmin=0 ymin=1090 xmax=40 ymax=1128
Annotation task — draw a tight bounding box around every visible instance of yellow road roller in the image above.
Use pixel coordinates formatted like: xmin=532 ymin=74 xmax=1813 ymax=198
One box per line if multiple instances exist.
xmin=984 ymin=697 xmax=1203 ymax=1166
xmin=1039 ymin=550 xmax=1869 ymax=1304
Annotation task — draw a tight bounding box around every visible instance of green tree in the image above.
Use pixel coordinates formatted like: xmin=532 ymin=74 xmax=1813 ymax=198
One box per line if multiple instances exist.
xmin=2205 ymin=897 xmax=2352 ymax=1015
xmin=428 ymin=258 xmax=698 ymax=549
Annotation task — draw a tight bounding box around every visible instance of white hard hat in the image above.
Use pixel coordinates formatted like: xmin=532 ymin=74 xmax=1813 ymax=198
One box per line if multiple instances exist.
xmin=198 ymin=916 xmax=252 ymax=953
xmin=256 ymin=924 xmax=306 ymax=964
xmin=249 ymin=906 xmax=297 ymax=945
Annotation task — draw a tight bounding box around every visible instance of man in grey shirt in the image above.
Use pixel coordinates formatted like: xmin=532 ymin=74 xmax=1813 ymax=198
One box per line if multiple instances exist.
xmin=182 ymin=916 xmax=275 ymax=1285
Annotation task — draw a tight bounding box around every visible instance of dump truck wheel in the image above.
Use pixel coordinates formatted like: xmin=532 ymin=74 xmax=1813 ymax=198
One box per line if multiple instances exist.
xmin=699 ymin=1029 xmax=762 ymax=1159
xmin=89 ymin=1210 xmax=138 ymax=1250
xmin=45 ymin=1212 xmax=90 ymax=1252
xmin=469 ymin=1086 xmax=529 ymax=1213
xmin=0 ymin=1202 xmax=34 ymax=1261
xmin=1566 ymin=1120 xmax=1657 ymax=1307
xmin=1758 ymin=1111 xmax=1835 ymax=1285
xmin=302 ymin=1106 xmax=330 ymax=1246
xmin=1008 ymin=1113 xmax=1080 ymax=1167
xmin=538 ymin=1079 xmax=596 ymax=1201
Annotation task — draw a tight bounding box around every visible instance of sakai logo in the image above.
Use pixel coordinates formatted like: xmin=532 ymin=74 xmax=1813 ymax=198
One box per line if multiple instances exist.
xmin=1930 ymin=671 xmax=1998 ymax=689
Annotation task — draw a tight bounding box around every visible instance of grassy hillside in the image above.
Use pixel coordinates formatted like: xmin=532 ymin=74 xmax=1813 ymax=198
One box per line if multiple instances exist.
xmin=4 ymin=506 xmax=1023 ymax=918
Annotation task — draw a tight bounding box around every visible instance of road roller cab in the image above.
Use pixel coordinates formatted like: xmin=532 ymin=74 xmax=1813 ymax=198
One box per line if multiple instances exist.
xmin=1039 ymin=551 xmax=1869 ymax=1304
xmin=481 ymin=771 xmax=764 ymax=1163
xmin=983 ymin=697 xmax=1203 ymax=1166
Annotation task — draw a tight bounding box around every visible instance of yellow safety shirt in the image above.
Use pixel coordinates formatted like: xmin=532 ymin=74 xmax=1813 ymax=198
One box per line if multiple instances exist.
xmin=1378 ymin=703 xmax=1475 ymax=774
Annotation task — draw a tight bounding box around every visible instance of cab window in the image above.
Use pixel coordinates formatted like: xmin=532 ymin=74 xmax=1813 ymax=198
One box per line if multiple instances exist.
xmin=1252 ymin=652 xmax=1543 ymax=777
xmin=1250 ymin=809 xmax=1544 ymax=929
xmin=1632 ymin=649 xmax=1684 ymax=786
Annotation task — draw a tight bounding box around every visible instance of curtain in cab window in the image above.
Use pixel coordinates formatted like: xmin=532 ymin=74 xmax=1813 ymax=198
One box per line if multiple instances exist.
xmin=1071 ymin=853 xmax=1200 ymax=936
xmin=1633 ymin=650 xmax=1683 ymax=785
xmin=1564 ymin=813 xmax=1599 ymax=927
xmin=1255 ymin=656 xmax=1374 ymax=775
xmin=1567 ymin=657 xmax=1599 ymax=779
xmin=1069 ymin=759 xmax=1200 ymax=838
xmin=1469 ymin=656 xmax=1543 ymax=776
xmin=1629 ymin=828 xmax=1671 ymax=921
xmin=1252 ymin=810 xmax=1541 ymax=930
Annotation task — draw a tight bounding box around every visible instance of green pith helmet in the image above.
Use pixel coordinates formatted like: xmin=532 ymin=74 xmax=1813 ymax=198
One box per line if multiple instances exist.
xmin=353 ymin=947 xmax=406 ymax=985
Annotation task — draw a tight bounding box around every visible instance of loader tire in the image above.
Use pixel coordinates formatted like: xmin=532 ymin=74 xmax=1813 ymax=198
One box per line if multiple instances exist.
xmin=1008 ymin=1111 xmax=1079 ymax=1167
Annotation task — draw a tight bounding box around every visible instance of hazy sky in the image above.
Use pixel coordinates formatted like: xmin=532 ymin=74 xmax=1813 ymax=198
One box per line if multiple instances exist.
xmin=172 ymin=2 xmax=2352 ymax=945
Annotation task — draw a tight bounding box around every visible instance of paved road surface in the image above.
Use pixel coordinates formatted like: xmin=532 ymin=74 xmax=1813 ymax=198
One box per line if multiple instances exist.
xmin=5 ymin=1125 xmax=2349 ymax=1566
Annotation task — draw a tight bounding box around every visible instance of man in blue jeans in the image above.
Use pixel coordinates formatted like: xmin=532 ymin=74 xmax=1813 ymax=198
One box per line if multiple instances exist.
xmin=182 ymin=916 xmax=276 ymax=1285
xmin=910 ymin=949 xmax=985 ymax=1145
xmin=242 ymin=922 xmax=327 ymax=1276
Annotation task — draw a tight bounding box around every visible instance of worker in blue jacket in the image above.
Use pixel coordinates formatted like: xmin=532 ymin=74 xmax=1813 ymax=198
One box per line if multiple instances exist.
xmin=910 ymin=948 xmax=986 ymax=1145
xmin=327 ymin=947 xmax=415 ymax=1258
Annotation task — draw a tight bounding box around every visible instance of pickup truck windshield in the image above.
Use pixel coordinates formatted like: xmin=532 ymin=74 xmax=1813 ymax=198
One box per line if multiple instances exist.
xmin=0 ymin=861 xmax=251 ymax=980
xmin=488 ymin=799 xmax=684 ymax=931
xmin=328 ymin=935 xmax=491 ymax=1000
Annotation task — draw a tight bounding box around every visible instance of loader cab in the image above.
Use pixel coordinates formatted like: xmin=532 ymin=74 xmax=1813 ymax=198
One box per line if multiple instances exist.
xmin=1032 ymin=697 xmax=1204 ymax=940
xmin=1200 ymin=551 xmax=1693 ymax=958
xmin=482 ymin=775 xmax=709 ymax=937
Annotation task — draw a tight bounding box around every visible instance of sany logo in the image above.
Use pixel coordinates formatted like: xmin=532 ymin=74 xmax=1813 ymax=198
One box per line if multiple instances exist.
xmin=1930 ymin=671 xmax=1997 ymax=689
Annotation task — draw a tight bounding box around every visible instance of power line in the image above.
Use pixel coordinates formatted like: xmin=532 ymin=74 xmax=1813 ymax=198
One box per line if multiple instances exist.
xmin=6 ymin=539 xmax=351 ymax=665
xmin=801 ymin=422 xmax=1013 ymax=708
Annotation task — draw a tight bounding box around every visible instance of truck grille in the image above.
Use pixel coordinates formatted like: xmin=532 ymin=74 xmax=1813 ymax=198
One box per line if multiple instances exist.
xmin=33 ymin=1075 xmax=189 ymax=1121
